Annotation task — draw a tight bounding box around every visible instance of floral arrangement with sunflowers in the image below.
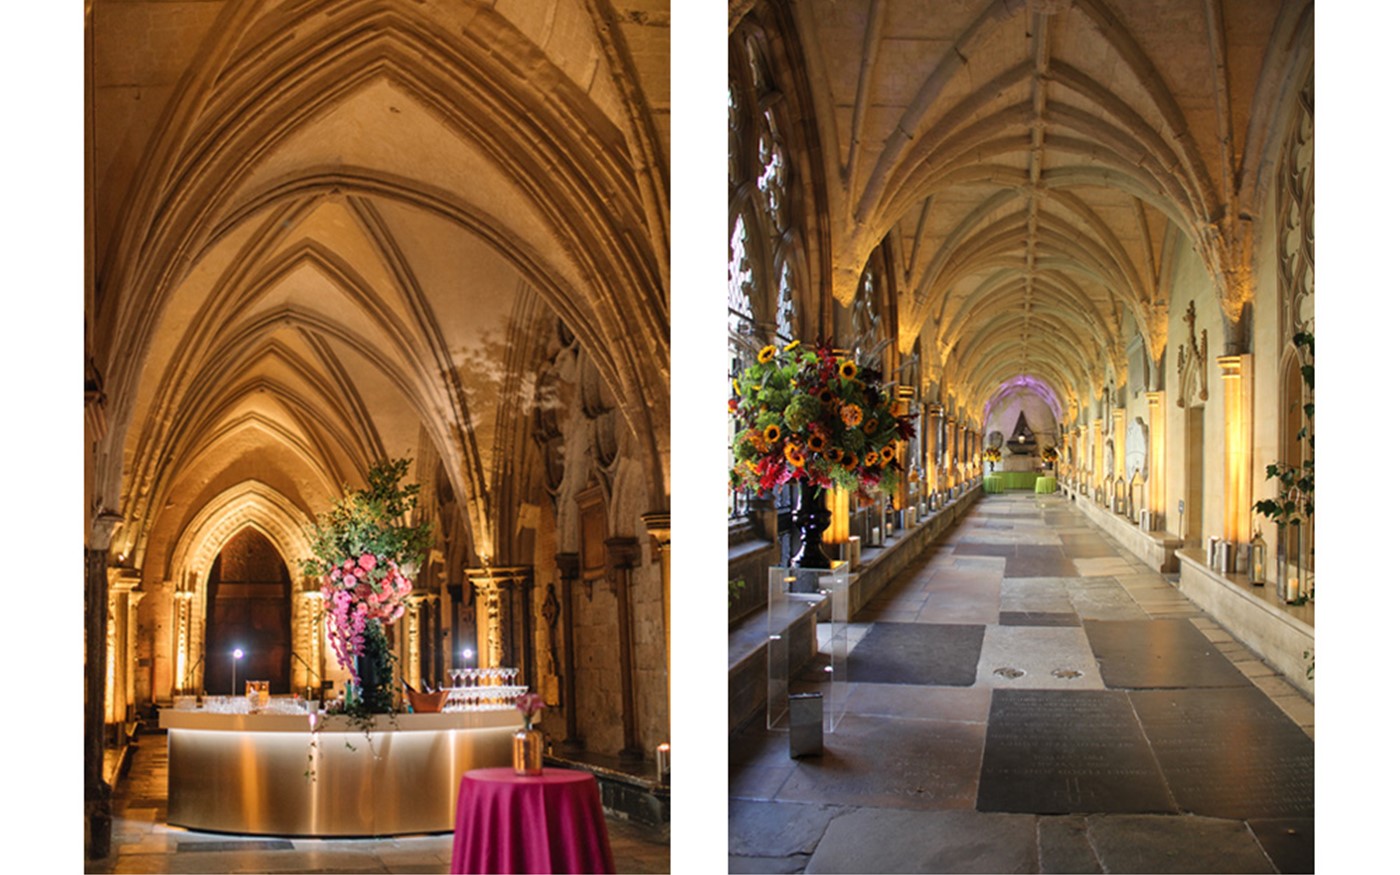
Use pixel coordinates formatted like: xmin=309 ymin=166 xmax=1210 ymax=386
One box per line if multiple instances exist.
xmin=984 ymin=447 xmax=1002 ymax=464
xmin=729 ymin=339 xmax=915 ymax=503
xmin=1041 ymin=446 xmax=1058 ymax=463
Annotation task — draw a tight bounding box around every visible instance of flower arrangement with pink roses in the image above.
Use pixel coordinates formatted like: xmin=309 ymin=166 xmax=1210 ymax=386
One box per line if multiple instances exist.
xmin=302 ymin=458 xmax=432 ymax=686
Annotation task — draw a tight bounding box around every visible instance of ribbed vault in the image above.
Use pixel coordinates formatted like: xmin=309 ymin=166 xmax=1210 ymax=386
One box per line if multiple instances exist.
xmin=779 ymin=0 xmax=1311 ymax=430
xmin=87 ymin=0 xmax=671 ymax=569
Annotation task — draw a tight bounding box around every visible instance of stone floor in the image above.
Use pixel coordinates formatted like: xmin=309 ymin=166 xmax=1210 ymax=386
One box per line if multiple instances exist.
xmin=89 ymin=732 xmax=670 ymax=874
xmin=729 ymin=492 xmax=1314 ymax=874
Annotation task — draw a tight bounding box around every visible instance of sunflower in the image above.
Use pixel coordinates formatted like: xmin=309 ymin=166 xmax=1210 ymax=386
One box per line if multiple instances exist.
xmin=841 ymin=404 xmax=864 ymax=427
xmin=818 ymin=388 xmax=836 ymax=405
xmin=784 ymin=338 xmax=802 ymax=352
xmin=865 ymin=450 xmax=881 ymax=466
xmin=784 ymin=443 xmax=806 ymax=468
xmin=842 ymin=451 xmax=859 ymax=471
xmin=880 ymin=444 xmax=897 ymax=464
xmin=732 ymin=378 xmax=742 ymax=397
xmin=758 ymin=345 xmax=777 ymax=364
xmin=807 ymin=434 xmax=827 ymax=452
xmin=763 ymin=424 xmax=782 ymax=444
xmin=824 ymin=446 xmax=844 ymax=464
xmin=862 ymin=417 xmax=879 ymax=435
xmin=839 ymin=360 xmax=858 ymax=380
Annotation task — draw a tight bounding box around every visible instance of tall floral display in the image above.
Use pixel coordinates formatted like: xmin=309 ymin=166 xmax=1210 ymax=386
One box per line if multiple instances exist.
xmin=303 ymin=458 xmax=433 ymax=713
xmin=730 ymin=340 xmax=914 ymax=567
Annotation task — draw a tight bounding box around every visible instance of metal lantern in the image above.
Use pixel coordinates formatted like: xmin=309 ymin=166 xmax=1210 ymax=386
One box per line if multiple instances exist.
xmin=1248 ymin=530 xmax=1267 ymax=586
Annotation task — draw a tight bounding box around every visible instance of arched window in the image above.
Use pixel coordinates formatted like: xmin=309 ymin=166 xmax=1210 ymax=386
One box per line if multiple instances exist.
xmin=729 ymin=27 xmax=803 ymax=548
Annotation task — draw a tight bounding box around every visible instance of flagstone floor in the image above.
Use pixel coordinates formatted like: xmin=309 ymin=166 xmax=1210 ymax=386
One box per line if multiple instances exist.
xmin=729 ymin=492 xmax=1314 ymax=874
xmin=89 ymin=732 xmax=669 ymax=874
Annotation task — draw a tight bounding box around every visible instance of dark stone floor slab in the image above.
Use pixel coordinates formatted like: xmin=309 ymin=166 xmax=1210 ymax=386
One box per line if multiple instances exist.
xmin=847 ymin=622 xmax=985 ymax=686
xmin=1084 ymin=619 xmax=1250 ymax=689
xmin=954 ymin=542 xmax=1017 ymax=557
xmin=1015 ymin=544 xmax=1067 ymax=560
xmin=775 ymin=714 xmax=986 ymax=810
xmin=1132 ymin=687 xmax=1314 ymax=820
xmin=978 ymin=689 xmax=1174 ymax=814
xmin=998 ymin=611 xmax=1081 ymax=627
xmin=1246 ymin=818 xmax=1315 ymax=874
xmin=807 ymin=809 xmax=1039 ymax=874
xmin=971 ymin=520 xmax=1014 ymax=530
xmin=1084 ymin=814 xmax=1277 ymax=873
xmin=1003 ymin=555 xmax=1082 ymax=578
xmin=728 ymin=799 xmax=846 ymax=858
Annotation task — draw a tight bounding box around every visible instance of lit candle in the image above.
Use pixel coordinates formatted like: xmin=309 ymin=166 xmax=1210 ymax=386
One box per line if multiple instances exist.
xmin=656 ymin=743 xmax=670 ymax=784
xmin=1287 ymin=578 xmax=1299 ymax=602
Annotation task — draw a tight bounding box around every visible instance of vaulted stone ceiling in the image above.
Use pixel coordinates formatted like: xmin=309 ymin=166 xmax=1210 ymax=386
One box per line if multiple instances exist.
xmin=745 ymin=0 xmax=1310 ymax=426
xmin=87 ymin=0 xmax=670 ymax=567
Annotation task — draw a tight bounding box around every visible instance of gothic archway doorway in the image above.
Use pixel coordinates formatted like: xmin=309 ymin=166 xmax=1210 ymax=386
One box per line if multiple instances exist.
xmin=202 ymin=527 xmax=293 ymax=695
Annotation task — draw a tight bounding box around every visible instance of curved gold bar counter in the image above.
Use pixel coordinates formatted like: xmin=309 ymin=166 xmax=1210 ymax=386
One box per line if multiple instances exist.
xmin=159 ymin=709 xmax=517 ymax=836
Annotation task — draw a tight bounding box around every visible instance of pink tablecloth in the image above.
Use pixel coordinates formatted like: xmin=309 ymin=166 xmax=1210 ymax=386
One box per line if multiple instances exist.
xmin=451 ymin=767 xmax=616 ymax=874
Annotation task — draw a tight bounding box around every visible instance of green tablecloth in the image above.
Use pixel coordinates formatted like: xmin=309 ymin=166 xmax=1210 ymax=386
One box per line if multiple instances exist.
xmin=1035 ymin=476 xmax=1057 ymax=494
xmin=983 ymin=475 xmax=1004 ymax=494
xmin=988 ymin=471 xmax=1039 ymax=490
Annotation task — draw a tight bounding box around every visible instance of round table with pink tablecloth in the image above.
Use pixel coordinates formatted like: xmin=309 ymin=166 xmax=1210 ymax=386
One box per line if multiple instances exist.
xmin=451 ymin=767 xmax=615 ymax=874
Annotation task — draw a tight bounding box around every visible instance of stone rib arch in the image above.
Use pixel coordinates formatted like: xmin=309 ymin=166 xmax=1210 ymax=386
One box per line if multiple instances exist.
xmin=94 ymin=4 xmax=669 ymax=528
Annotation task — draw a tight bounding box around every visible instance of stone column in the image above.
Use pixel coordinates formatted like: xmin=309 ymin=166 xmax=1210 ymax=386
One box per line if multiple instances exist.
xmin=1218 ymin=355 xmax=1254 ymax=548
xmin=555 ymin=553 xmax=581 ymax=748
xmin=1091 ymin=419 xmax=1104 ymax=499
xmin=85 ymin=512 xmax=122 ymax=860
xmin=106 ymin=572 xmax=141 ymax=734
xmin=641 ymin=511 xmax=671 ymax=713
xmin=296 ymin=590 xmax=324 ymax=697
xmin=467 ymin=571 xmax=507 ymax=669
xmin=1146 ymin=391 xmax=1167 ymax=522
xmin=605 ymin=537 xmax=644 ymax=760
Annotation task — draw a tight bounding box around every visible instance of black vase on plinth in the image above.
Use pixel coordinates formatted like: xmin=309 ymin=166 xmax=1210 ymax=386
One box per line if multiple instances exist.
xmin=354 ymin=621 xmax=395 ymax=713
xmin=790 ymin=481 xmax=832 ymax=585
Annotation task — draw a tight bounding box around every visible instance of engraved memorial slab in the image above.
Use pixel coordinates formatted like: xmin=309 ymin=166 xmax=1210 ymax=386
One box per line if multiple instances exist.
xmin=977 ymin=689 xmax=1173 ymax=814
xmin=1131 ymin=687 xmax=1314 ymax=819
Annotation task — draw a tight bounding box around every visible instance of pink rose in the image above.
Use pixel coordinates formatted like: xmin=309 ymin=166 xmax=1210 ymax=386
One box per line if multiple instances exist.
xmin=330 ymin=568 xmax=341 ymax=581
xmin=358 ymin=553 xmax=377 ymax=571
xmin=353 ymin=566 xmax=366 ymax=579
xmin=343 ymin=559 xmax=355 ymax=572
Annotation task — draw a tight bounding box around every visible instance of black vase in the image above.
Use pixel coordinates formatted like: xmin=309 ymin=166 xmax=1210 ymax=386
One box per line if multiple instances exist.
xmin=354 ymin=621 xmax=394 ymax=713
xmin=791 ymin=481 xmax=832 ymax=571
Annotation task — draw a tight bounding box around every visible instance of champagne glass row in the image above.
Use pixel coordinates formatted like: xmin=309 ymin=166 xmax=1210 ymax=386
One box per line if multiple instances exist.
xmin=447 ymin=667 xmax=519 ymax=688
xmin=443 ymin=684 xmax=530 ymax=712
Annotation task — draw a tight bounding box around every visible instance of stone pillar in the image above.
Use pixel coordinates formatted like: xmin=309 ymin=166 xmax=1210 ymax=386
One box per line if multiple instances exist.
xmin=106 ymin=572 xmax=141 ymax=733
xmin=466 ymin=568 xmax=530 ymax=671
xmin=296 ymin=590 xmax=324 ymax=697
xmin=640 ymin=511 xmax=671 ymax=714
xmin=85 ymin=512 xmax=122 ymax=861
xmin=1218 ymin=355 xmax=1254 ymax=548
xmin=1146 ymin=391 xmax=1167 ymax=522
xmin=467 ymin=571 xmax=507 ymax=669
xmin=1112 ymin=409 xmax=1126 ymax=481
xmin=555 ymin=553 xmax=581 ymax=748
xmin=605 ymin=537 xmax=644 ymax=760
xmin=1091 ymin=418 xmax=1104 ymax=497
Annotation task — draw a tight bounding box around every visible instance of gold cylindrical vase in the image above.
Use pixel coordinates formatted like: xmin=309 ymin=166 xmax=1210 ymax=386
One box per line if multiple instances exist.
xmin=512 ymin=728 xmax=544 ymax=776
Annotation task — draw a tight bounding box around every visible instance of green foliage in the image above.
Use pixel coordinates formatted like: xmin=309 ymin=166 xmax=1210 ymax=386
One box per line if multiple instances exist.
xmin=1254 ymin=332 xmax=1315 ymax=528
xmin=729 ymin=579 xmax=746 ymax=606
xmin=302 ymin=458 xmax=433 ymax=577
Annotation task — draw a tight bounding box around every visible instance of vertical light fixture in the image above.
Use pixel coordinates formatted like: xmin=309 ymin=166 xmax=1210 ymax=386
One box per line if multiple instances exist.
xmin=231 ymin=648 xmax=244 ymax=696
